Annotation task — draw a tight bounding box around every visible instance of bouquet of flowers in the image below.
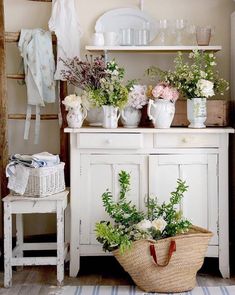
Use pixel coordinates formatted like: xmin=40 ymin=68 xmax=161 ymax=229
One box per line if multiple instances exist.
xmin=61 ymin=56 xmax=129 ymax=109
xmin=62 ymin=94 xmax=83 ymax=110
xmin=125 ymin=85 xmax=148 ymax=109
xmin=95 ymin=170 xmax=191 ymax=253
xmin=152 ymin=82 xmax=179 ymax=103
xmin=147 ymin=50 xmax=229 ymax=99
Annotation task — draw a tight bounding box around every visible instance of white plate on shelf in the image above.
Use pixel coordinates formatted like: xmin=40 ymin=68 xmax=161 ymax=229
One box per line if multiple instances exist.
xmin=95 ymin=7 xmax=157 ymax=43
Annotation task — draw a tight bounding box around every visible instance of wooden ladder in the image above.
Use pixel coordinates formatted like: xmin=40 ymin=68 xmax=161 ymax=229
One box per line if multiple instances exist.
xmin=0 ymin=0 xmax=69 ymax=200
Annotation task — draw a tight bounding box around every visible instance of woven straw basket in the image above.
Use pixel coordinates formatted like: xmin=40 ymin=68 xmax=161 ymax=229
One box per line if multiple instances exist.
xmin=113 ymin=225 xmax=212 ymax=293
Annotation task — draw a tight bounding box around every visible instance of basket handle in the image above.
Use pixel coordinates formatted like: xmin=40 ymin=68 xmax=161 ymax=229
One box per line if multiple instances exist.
xmin=150 ymin=240 xmax=176 ymax=267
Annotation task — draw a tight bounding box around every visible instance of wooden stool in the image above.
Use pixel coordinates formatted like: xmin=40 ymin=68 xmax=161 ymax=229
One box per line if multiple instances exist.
xmin=2 ymin=190 xmax=69 ymax=288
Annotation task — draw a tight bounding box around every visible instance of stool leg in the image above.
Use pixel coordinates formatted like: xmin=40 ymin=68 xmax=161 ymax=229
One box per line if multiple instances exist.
xmin=16 ymin=214 xmax=24 ymax=271
xmin=4 ymin=202 xmax=12 ymax=288
xmin=56 ymin=201 xmax=64 ymax=286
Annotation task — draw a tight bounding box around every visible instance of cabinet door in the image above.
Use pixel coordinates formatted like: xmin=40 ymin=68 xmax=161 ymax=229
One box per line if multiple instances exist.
xmin=149 ymin=154 xmax=218 ymax=245
xmin=80 ymin=154 xmax=148 ymax=245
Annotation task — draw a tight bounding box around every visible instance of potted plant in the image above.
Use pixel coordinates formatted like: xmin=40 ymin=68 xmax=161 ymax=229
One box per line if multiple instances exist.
xmin=61 ymin=56 xmax=128 ymax=129
xmin=61 ymin=55 xmax=107 ymax=126
xmin=87 ymin=59 xmax=129 ymax=128
xmin=95 ymin=170 xmax=212 ymax=293
xmin=62 ymin=94 xmax=87 ymax=128
xmin=120 ymin=84 xmax=148 ymax=128
xmin=147 ymin=50 xmax=229 ymax=128
xmin=147 ymin=82 xmax=179 ymax=128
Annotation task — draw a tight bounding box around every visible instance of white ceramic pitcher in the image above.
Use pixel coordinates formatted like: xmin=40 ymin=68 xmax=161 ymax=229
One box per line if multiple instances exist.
xmin=102 ymin=105 xmax=120 ymax=129
xmin=147 ymin=99 xmax=175 ymax=128
xmin=66 ymin=107 xmax=87 ymax=128
xmin=121 ymin=106 xmax=141 ymax=128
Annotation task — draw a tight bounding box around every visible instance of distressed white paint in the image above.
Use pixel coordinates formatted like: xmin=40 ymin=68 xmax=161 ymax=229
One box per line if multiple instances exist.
xmin=66 ymin=127 xmax=233 ymax=279
xmin=15 ymin=214 xmax=23 ymax=272
xmin=57 ymin=200 xmax=64 ymax=286
xmin=4 ymin=202 xmax=12 ymax=288
xmin=2 ymin=191 xmax=69 ymax=287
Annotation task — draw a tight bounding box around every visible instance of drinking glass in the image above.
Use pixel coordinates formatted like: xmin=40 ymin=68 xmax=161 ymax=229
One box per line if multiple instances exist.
xmin=135 ymin=29 xmax=150 ymax=46
xmin=186 ymin=24 xmax=196 ymax=45
xmin=173 ymin=19 xmax=188 ymax=45
xmin=157 ymin=19 xmax=169 ymax=45
xmin=196 ymin=26 xmax=212 ymax=46
xmin=120 ymin=28 xmax=135 ymax=46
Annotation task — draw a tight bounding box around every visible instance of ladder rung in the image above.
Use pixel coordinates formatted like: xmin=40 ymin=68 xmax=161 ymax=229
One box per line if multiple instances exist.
xmin=8 ymin=114 xmax=58 ymax=120
xmin=7 ymin=74 xmax=25 ymax=80
xmin=5 ymin=32 xmax=57 ymax=43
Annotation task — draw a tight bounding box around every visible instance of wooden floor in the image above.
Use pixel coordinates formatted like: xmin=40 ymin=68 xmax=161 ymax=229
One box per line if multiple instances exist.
xmin=0 ymin=257 xmax=234 ymax=294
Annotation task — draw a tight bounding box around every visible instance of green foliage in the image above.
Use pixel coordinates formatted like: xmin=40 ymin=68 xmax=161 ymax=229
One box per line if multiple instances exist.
xmin=95 ymin=222 xmax=131 ymax=253
xmin=147 ymin=50 xmax=229 ymax=99
xmin=88 ymin=59 xmax=129 ymax=108
xmin=147 ymin=179 xmax=191 ymax=237
xmin=101 ymin=171 xmax=144 ymax=227
xmin=95 ymin=171 xmax=192 ymax=252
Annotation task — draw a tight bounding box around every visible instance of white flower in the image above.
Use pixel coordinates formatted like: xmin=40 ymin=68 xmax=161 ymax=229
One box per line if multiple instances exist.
xmin=62 ymin=94 xmax=82 ymax=110
xmin=136 ymin=219 xmax=152 ymax=231
xmin=196 ymin=79 xmax=215 ymax=98
xmin=200 ymin=71 xmax=207 ymax=79
xmin=210 ymin=62 xmax=217 ymax=66
xmin=152 ymin=218 xmax=167 ymax=233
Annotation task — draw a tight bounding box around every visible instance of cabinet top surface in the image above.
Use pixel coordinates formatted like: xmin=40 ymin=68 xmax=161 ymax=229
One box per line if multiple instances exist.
xmin=64 ymin=127 xmax=234 ymax=134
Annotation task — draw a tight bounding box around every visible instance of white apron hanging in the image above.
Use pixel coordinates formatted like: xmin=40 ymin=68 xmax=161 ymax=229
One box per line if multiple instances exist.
xmin=18 ymin=29 xmax=56 ymax=144
xmin=48 ymin=0 xmax=82 ymax=80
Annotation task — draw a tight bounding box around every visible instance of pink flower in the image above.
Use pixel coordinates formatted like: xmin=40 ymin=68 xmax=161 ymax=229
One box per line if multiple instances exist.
xmin=152 ymin=83 xmax=165 ymax=98
xmin=152 ymin=82 xmax=179 ymax=103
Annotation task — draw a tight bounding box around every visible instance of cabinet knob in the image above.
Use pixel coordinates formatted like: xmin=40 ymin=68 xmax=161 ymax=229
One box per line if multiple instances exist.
xmin=105 ymin=139 xmax=112 ymax=144
xmin=182 ymin=137 xmax=187 ymax=143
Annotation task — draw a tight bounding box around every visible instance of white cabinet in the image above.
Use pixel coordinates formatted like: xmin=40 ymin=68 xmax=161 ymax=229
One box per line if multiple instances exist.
xmin=149 ymin=154 xmax=218 ymax=246
xmin=66 ymin=127 xmax=233 ymax=279
xmin=79 ymin=154 xmax=148 ymax=248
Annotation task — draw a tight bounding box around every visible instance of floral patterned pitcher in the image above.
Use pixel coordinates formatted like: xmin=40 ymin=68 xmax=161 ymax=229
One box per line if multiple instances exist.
xmin=102 ymin=105 xmax=120 ymax=129
xmin=66 ymin=107 xmax=87 ymax=128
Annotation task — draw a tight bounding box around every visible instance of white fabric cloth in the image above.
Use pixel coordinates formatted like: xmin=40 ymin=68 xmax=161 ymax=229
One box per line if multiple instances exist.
xmin=18 ymin=29 xmax=56 ymax=143
xmin=48 ymin=0 xmax=82 ymax=80
xmin=33 ymin=152 xmax=60 ymax=166
xmin=7 ymin=164 xmax=30 ymax=195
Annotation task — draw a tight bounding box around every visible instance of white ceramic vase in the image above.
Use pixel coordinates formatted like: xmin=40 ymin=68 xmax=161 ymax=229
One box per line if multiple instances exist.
xmin=121 ymin=106 xmax=142 ymax=128
xmin=147 ymin=99 xmax=175 ymax=128
xmin=86 ymin=107 xmax=103 ymax=126
xmin=187 ymin=97 xmax=207 ymax=128
xmin=102 ymin=105 xmax=120 ymax=129
xmin=66 ymin=107 xmax=87 ymax=128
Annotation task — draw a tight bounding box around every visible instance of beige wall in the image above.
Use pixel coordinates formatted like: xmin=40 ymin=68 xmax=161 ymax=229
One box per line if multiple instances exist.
xmin=3 ymin=0 xmax=235 ymax=236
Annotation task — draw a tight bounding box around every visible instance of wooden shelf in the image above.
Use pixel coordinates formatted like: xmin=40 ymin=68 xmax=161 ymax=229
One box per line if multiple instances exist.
xmin=5 ymin=32 xmax=56 ymax=43
xmin=8 ymin=114 xmax=58 ymax=120
xmin=7 ymin=74 xmax=25 ymax=80
xmin=85 ymin=45 xmax=222 ymax=53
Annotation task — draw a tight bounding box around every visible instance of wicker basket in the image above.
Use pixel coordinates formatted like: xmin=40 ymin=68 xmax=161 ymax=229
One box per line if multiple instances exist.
xmin=11 ymin=163 xmax=65 ymax=197
xmin=113 ymin=225 xmax=212 ymax=293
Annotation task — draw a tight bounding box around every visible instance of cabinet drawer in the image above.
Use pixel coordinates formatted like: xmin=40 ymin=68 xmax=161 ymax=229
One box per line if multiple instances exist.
xmin=154 ymin=133 xmax=219 ymax=148
xmin=77 ymin=133 xmax=143 ymax=149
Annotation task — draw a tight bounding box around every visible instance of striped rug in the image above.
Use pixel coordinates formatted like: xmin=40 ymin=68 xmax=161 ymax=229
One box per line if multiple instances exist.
xmin=57 ymin=285 xmax=235 ymax=295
